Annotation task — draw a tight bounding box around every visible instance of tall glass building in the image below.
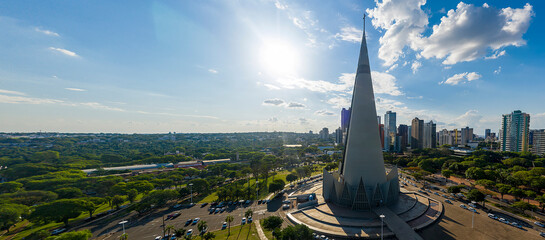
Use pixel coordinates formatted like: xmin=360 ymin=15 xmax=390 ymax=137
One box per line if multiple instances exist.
xmin=501 ymin=110 xmax=530 ymax=152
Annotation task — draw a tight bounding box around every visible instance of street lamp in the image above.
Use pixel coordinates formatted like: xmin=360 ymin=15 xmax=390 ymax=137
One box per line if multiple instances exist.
xmin=379 ymin=214 xmax=385 ymax=240
xmin=189 ymin=183 xmax=194 ymax=204
xmin=256 ymin=180 xmax=259 ymax=200
xmin=119 ymin=220 xmax=128 ymax=234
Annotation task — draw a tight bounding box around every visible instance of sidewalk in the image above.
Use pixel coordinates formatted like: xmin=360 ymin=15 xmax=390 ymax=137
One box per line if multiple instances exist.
xmin=254 ymin=221 xmax=268 ymax=240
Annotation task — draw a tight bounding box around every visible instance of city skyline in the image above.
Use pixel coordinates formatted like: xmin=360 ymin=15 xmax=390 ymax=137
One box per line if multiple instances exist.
xmin=0 ymin=0 xmax=544 ymax=134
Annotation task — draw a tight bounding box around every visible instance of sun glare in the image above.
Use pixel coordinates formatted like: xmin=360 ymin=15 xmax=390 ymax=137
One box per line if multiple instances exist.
xmin=259 ymin=39 xmax=299 ymax=76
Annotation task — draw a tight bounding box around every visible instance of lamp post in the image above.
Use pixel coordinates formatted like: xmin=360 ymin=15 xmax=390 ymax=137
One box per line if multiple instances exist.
xmin=189 ymin=183 xmax=194 ymax=204
xmin=256 ymin=181 xmax=259 ymax=200
xmin=472 ymin=211 xmax=475 ymax=228
xmin=119 ymin=220 xmax=128 ymax=234
xmin=379 ymin=214 xmax=385 ymax=240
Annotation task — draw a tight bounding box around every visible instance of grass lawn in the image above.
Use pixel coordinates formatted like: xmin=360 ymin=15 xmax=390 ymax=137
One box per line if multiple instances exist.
xmin=210 ymin=223 xmax=260 ymax=240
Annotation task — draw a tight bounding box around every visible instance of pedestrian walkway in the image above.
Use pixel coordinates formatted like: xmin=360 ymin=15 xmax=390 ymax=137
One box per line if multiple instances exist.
xmin=372 ymin=206 xmax=424 ymax=240
xmin=255 ymin=220 xmax=268 ymax=240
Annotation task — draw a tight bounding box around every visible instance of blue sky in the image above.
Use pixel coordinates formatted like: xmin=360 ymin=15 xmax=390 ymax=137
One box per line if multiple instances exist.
xmin=0 ymin=0 xmax=543 ymax=135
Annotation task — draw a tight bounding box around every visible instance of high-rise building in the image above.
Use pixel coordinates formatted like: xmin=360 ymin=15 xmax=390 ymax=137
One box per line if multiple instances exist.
xmin=335 ymin=127 xmax=343 ymax=144
xmin=341 ymin=108 xmax=351 ymax=132
xmin=323 ymin=23 xmax=399 ymax=210
xmin=319 ymin=127 xmax=330 ymax=140
xmin=485 ymin=129 xmax=491 ymax=139
xmin=423 ymin=121 xmax=436 ymax=148
xmin=377 ymin=116 xmax=381 ymax=125
xmin=383 ymin=111 xmax=396 ymax=152
xmin=397 ymin=124 xmax=409 ymax=150
xmin=379 ymin=124 xmax=385 ymax=149
xmin=460 ymin=127 xmax=474 ymax=145
xmin=501 ymin=110 xmax=530 ymax=152
xmin=531 ymin=129 xmax=545 ymax=155
xmin=411 ymin=117 xmax=424 ymax=149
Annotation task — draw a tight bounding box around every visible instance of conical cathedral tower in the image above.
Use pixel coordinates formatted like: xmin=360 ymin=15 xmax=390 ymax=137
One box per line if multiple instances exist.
xmin=323 ymin=17 xmax=399 ymax=210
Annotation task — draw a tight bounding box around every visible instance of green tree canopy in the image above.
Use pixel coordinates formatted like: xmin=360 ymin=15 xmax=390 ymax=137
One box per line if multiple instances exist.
xmin=30 ymin=199 xmax=89 ymax=226
xmin=0 ymin=204 xmax=29 ymax=233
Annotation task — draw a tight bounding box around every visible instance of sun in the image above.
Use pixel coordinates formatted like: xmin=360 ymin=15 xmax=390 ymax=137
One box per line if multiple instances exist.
xmin=259 ymin=39 xmax=299 ymax=76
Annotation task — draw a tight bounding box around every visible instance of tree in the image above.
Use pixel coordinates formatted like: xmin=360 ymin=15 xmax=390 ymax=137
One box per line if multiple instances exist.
xmin=119 ymin=233 xmax=128 ymax=240
xmin=466 ymin=189 xmax=486 ymax=207
xmin=496 ymin=184 xmax=511 ymax=199
xmin=0 ymin=190 xmax=58 ymax=206
xmin=512 ymin=201 xmax=536 ymax=211
xmin=111 ymin=195 xmax=125 ymax=209
xmin=262 ymin=216 xmax=283 ymax=231
xmin=225 ymin=215 xmax=234 ymax=236
xmin=536 ymin=194 xmax=545 ymax=212
xmin=277 ymin=224 xmax=313 ymax=240
xmin=197 ymin=220 xmax=208 ymax=240
xmin=203 ymin=232 xmax=215 ymax=240
xmin=54 ymin=187 xmax=84 ymax=199
xmin=127 ymin=189 xmax=138 ymax=203
xmin=441 ymin=169 xmax=453 ymax=179
xmin=30 ymin=199 xmax=88 ymax=226
xmin=509 ymin=188 xmax=526 ymax=201
xmin=286 ymin=174 xmax=298 ymax=183
xmin=46 ymin=229 xmax=92 ymax=240
xmin=83 ymin=197 xmax=105 ymax=218
xmin=447 ymin=185 xmax=463 ymax=194
xmin=174 ymin=228 xmax=186 ymax=238
xmin=0 ymin=182 xmax=23 ymax=193
xmin=126 ymin=181 xmax=154 ymax=194
xmin=189 ymin=179 xmax=210 ymax=194
xmin=465 ymin=167 xmax=486 ymax=180
xmin=525 ymin=190 xmax=537 ymax=203
xmin=165 ymin=225 xmax=175 ymax=237
xmin=0 ymin=204 xmax=29 ymax=233
xmin=475 ymin=179 xmax=495 ymax=189
xmin=268 ymin=179 xmax=285 ymax=193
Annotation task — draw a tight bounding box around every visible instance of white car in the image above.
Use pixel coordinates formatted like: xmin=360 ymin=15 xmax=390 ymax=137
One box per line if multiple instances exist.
xmin=535 ymin=221 xmax=545 ymax=228
xmin=222 ymin=222 xmax=227 ymax=229
xmin=242 ymin=217 xmax=247 ymax=224
xmin=187 ymin=229 xmax=193 ymax=235
xmin=193 ymin=217 xmax=200 ymax=224
xmin=459 ymin=204 xmax=467 ymax=209
xmin=283 ymin=204 xmax=290 ymax=210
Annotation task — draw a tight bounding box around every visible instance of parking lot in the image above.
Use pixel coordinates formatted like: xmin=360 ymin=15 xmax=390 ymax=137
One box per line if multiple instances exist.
xmin=399 ymin=175 xmax=545 ymax=240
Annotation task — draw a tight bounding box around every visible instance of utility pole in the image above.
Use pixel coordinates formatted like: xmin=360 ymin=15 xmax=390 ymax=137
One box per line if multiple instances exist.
xmin=380 ymin=214 xmax=385 ymax=240
xmin=189 ymin=183 xmax=194 ymax=204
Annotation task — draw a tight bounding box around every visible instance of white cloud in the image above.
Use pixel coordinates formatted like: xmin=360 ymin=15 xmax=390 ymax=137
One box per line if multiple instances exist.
xmin=419 ymin=2 xmax=533 ymax=65
xmin=485 ymin=50 xmax=506 ymax=60
xmin=35 ymin=27 xmax=59 ymax=37
xmin=411 ymin=61 xmax=422 ymax=74
xmin=407 ymin=96 xmax=423 ymax=99
xmin=49 ymin=47 xmax=78 ymax=57
xmin=454 ymin=110 xmax=483 ymax=127
xmin=78 ymin=102 xmax=125 ymax=112
xmin=274 ymin=1 xmax=287 ymax=10
xmin=0 ymin=94 xmax=63 ymax=105
xmin=263 ymin=99 xmax=285 ymax=106
xmin=327 ymin=97 xmax=351 ymax=109
xmin=0 ymin=89 xmax=25 ymax=96
xmin=315 ymin=110 xmax=335 ymax=116
xmin=366 ymin=0 xmax=429 ymax=66
xmin=371 ymin=71 xmax=403 ymax=96
xmin=386 ymin=64 xmax=398 ymax=73
xmin=287 ymin=102 xmax=305 ymax=108
xmin=441 ymin=72 xmax=482 ymax=85
xmin=334 ymin=26 xmax=363 ymax=43
xmin=208 ymin=69 xmax=218 ymax=74
xmin=494 ymin=66 xmax=502 ymax=74
xmin=367 ymin=1 xmax=534 ymax=66
xmin=263 ymin=84 xmax=281 ymax=90
xmin=65 ymin=88 xmax=86 ymax=92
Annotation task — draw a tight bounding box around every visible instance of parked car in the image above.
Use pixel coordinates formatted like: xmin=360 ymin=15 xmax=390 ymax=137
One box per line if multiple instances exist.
xmin=248 ymin=216 xmax=253 ymax=223
xmin=444 ymin=199 xmax=452 ymax=204
xmin=186 ymin=219 xmax=192 ymax=225
xmin=535 ymin=222 xmax=545 ymax=228
xmin=51 ymin=228 xmax=66 ymax=235
xmin=222 ymin=222 xmax=227 ymax=229
xmin=193 ymin=218 xmax=200 ymax=224
xmin=201 ymin=203 xmax=208 ymax=208
xmin=459 ymin=204 xmax=467 ymax=209
xmin=187 ymin=229 xmax=193 ymax=236
xmin=283 ymin=204 xmax=290 ymax=210
xmin=171 ymin=212 xmax=181 ymax=219
xmin=242 ymin=217 xmax=247 ymax=225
